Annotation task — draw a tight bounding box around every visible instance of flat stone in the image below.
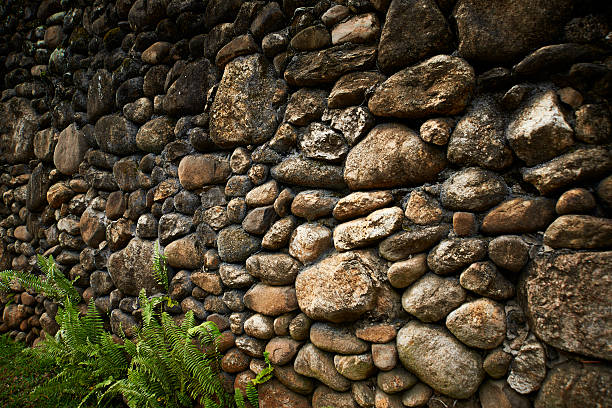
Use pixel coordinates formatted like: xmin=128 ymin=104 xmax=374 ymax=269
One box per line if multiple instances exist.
xmin=514 ymin=43 xmax=605 ymax=77
xmin=87 ymin=69 xmax=114 ymax=122
xmin=79 ymin=207 xmax=106 ymax=248
xmin=344 ymin=124 xmax=447 ymax=190
xmin=245 ymin=253 xmax=301 ymax=286
xmin=294 ymin=343 xmax=351 ymax=392
xmin=210 ymin=54 xmax=279 ymax=148
xmin=379 ymin=225 xmax=450 ymax=262
xmin=47 ymin=182 xmax=74 ymax=209
xmin=427 ymin=238 xmax=487 ymax=275
xmin=291 ymin=190 xmax=339 ymax=220
xmin=285 ymin=44 xmax=377 ymax=86
xmin=243 ymin=284 xmax=298 ymax=316
xmin=273 ymin=364 xmax=315 ymax=395
xmin=191 ymin=272 xmax=222 ymax=295
xmin=54 ymin=124 xmax=88 ymax=176
xmin=177 ymin=154 xmax=230 ymax=190
xmin=401 ymin=273 xmax=466 ymax=322
xmin=242 ymin=206 xmax=277 ymax=235
xmin=310 ymin=322 xmax=369 ymax=355
xmin=377 ymin=0 xmax=452 ymax=72
xmin=284 ymin=88 xmax=328 ymax=126
xmin=446 ymin=298 xmax=506 ymax=349
xmin=322 ymin=5 xmax=350 ymax=27
xmin=440 ymin=167 xmax=507 ymax=211
xmin=331 ymin=13 xmax=380 ymax=45
xmin=333 ymin=191 xmax=394 ymax=221
xmin=296 ymin=250 xmax=385 ymax=323
xmin=328 ymin=71 xmax=386 ymax=109
xmin=459 ymin=261 xmax=515 ymax=300
xmin=521 ymin=147 xmax=612 ymax=195
xmin=333 ymin=207 xmax=404 ymax=251
xmin=481 ymin=198 xmax=555 ymax=235
xmin=355 ymin=324 xmax=397 ymax=344
xmin=369 ymin=55 xmax=475 ymax=119
xmin=507 ymin=90 xmax=574 ymax=166
xmin=289 ymin=223 xmax=332 ymax=264
xmin=447 ymin=96 xmax=513 ymax=170
xmin=521 ymin=250 xmax=612 ymax=360
xmin=271 ymin=156 xmax=347 ymax=190
xmin=107 ymin=238 xmax=165 ymax=296
xmin=397 ymin=321 xmax=485 ymax=399
xmin=453 ymin=0 xmax=572 ymax=64
xmin=543 ymin=215 xmax=612 ymax=249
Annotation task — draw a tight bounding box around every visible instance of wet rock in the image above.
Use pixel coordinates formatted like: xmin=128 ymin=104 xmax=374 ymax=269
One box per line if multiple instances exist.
xmin=285 ymin=44 xmax=377 ymax=86
xmin=178 ymin=154 xmax=231 ymax=190
xmin=294 ymin=343 xmax=351 ymax=392
xmin=445 ymin=298 xmax=506 ymax=349
xmin=163 ymin=59 xmax=215 ymax=115
xmin=107 ymin=238 xmax=165 ymax=296
xmin=245 ymin=253 xmax=301 ymax=286
xmin=535 ymin=362 xmax=612 ymax=408
xmin=521 ymin=250 xmax=612 ymax=360
xmin=243 ymin=284 xmax=298 ymax=316
xmin=136 ymin=116 xmax=175 ymax=154
xmin=440 ymin=167 xmax=507 ymax=211
xmin=94 ymin=114 xmax=138 ymax=155
xmin=507 ymin=337 xmax=546 ymax=394
xmin=402 ymin=273 xmax=466 ymax=322
xmin=289 ymin=223 xmax=332 ymax=264
xmin=447 ymin=97 xmax=513 ymax=170
xmin=543 ymin=215 xmax=612 ymax=249
xmin=481 ymin=198 xmax=555 ymax=235
xmin=272 ymin=157 xmax=346 ymax=190
xmin=379 ymin=225 xmax=450 ymax=262
xmin=54 ymin=124 xmax=88 ymax=176
xmin=378 ymin=0 xmax=452 ymax=72
xmin=344 ymin=124 xmax=446 ymax=190
xmin=333 ymin=191 xmax=394 ymax=221
xmin=396 ymin=321 xmax=484 ymax=399
xmin=459 ymin=261 xmax=515 ymax=300
xmin=521 ymin=147 xmax=612 ymax=195
xmin=335 ymin=354 xmax=376 ymax=381
xmin=453 ymin=0 xmax=572 ymax=64
xmin=369 ymin=55 xmax=475 ymax=119
xmin=300 ymin=123 xmax=349 ymax=162
xmin=506 ymin=91 xmax=574 ymax=166
xmin=333 ymin=207 xmax=403 ymax=251
xmin=555 ymin=188 xmax=596 ymax=214
xmin=427 ymin=238 xmax=487 ymax=275
xmin=296 ymin=250 xmax=385 ymax=323
xmin=332 ymin=13 xmax=380 ymax=45
xmin=310 ymin=322 xmax=369 ymax=355
xmin=328 ymin=71 xmax=386 ymax=109
xmin=210 ymin=54 xmax=279 ymax=148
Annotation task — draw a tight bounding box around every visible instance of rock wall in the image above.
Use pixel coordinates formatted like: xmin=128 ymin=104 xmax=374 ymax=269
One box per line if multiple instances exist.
xmin=1 ymin=0 xmax=611 ymax=406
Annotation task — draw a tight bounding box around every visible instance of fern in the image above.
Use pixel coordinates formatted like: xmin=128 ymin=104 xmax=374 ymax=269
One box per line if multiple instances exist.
xmin=152 ymin=241 xmax=169 ymax=292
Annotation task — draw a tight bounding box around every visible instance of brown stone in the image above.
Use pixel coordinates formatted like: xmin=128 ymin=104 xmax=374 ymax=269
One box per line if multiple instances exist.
xmin=288 ymin=223 xmax=332 ymax=264
xmin=215 ymin=34 xmax=259 ymax=68
xmin=331 ymin=13 xmax=380 ymax=45
xmin=178 ymin=154 xmax=231 ymax=190
xmin=328 ymin=71 xmax=386 ymax=109
xmin=141 ymin=41 xmax=171 ymax=64
xmin=290 ymin=26 xmax=331 ymax=51
xmin=243 ymin=284 xmax=298 ymax=316
xmin=333 ymin=191 xmax=394 ymax=221
xmin=54 ymin=124 xmax=89 ymax=176
xmin=258 ymin=379 xmax=311 ymax=408
xmin=481 ymin=198 xmax=555 ymax=235
xmin=453 ymin=212 xmax=477 ymax=237
xmin=543 ymin=215 xmax=612 ymax=249
xmin=555 ymin=188 xmax=596 ymax=214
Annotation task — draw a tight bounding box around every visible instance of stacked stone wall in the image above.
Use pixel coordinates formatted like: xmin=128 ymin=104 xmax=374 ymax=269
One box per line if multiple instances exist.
xmin=0 ymin=0 xmax=611 ymax=406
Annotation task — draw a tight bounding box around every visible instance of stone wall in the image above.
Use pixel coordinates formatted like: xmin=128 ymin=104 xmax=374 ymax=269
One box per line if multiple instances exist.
xmin=1 ymin=0 xmax=611 ymax=406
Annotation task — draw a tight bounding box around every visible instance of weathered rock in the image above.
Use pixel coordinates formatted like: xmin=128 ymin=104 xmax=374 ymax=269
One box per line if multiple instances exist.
xmin=401 ymin=273 xmax=466 ymax=322
xmin=210 ymin=54 xmax=279 ymax=148
xmin=79 ymin=208 xmax=106 ymax=248
xmin=440 ymin=167 xmax=507 ymax=211
xmin=543 ymin=215 xmax=612 ymax=249
xmin=453 ymin=0 xmax=573 ymax=64
xmin=446 ymin=298 xmax=506 ymax=349
xmin=310 ymin=322 xmax=369 ymax=355
xmin=479 ymin=380 xmax=531 ymax=408
xmin=273 ymin=364 xmax=315 ymax=395
xmin=483 ymin=349 xmax=512 ymax=379
xmin=574 ymin=104 xmax=611 ymax=144
xmin=262 ymin=216 xmax=297 ymax=250
xmin=290 ymin=26 xmax=331 ymax=51
xmin=245 ymin=253 xmax=301 ymax=286
xmin=243 ymin=284 xmax=298 ymax=316
xmin=54 ymin=124 xmax=88 ymax=176
xmin=284 ymin=88 xmax=328 ymax=126
xmin=555 ymin=188 xmax=596 ymax=215
xmin=178 ymin=154 xmax=231 ymax=190
xmin=313 ymin=385 xmax=358 ymax=408
xmin=242 ymin=206 xmax=277 ymax=235
xmin=258 ymin=379 xmax=311 ymax=408
xmin=272 ymin=157 xmax=346 ymax=190
xmin=285 ymin=44 xmax=377 ymax=86
xmin=215 ymin=34 xmax=259 ymax=68
xmin=355 ymin=324 xmax=397 ymax=344
xmin=291 ymin=190 xmax=339 ymax=221
xmin=163 ymin=59 xmax=215 ymax=115
xmin=107 ymin=238 xmax=165 ymax=296
xmin=521 ymin=147 xmax=612 ymax=195
xmin=459 ymin=261 xmax=515 ymax=300
xmin=481 ymin=198 xmax=555 ymax=235
xmin=34 ymin=128 xmax=58 ymax=162
xmin=369 ymin=55 xmax=475 ymax=119
xmin=110 ymin=309 xmax=139 ymax=338
xmin=335 ymin=354 xmax=375 ymax=381
xmin=142 ymin=41 xmax=171 ymax=65
xmin=164 ymin=234 xmax=203 ymax=269
xmin=265 ymin=337 xmax=301 ymax=365
xmin=87 ymin=69 xmax=114 ymax=122
xmin=328 ymin=71 xmax=386 ymax=109
xmin=47 ymin=182 xmax=74 ymax=209
xmin=344 ymin=124 xmax=446 ymax=190
xmin=333 ymin=191 xmax=394 ymax=221
xmin=112 ymin=160 xmax=140 ymax=192
xmin=296 ymin=250 xmax=385 ymax=323
xmin=521 ymin=250 xmax=612 ymax=360
xmin=447 ymin=96 xmax=513 ymax=170
xmin=506 ymin=91 xmax=574 ymax=166
xmin=94 ymin=114 xmax=139 ymax=155
xmin=402 ymin=383 xmax=433 ymax=407
xmin=243 ymin=314 xmax=275 ymax=340
xmin=507 ymin=337 xmax=546 ymax=394
xmin=26 ymin=164 xmax=49 ymax=211
xmin=136 ymin=116 xmax=175 ymax=154
xmin=325 ymin=106 xmax=375 ymax=146
xmin=535 ymin=362 xmax=612 ymax=408
xmin=288 ymin=223 xmax=332 ymax=264
xmin=427 ymin=238 xmax=487 ymax=275
xmin=378 ymin=0 xmax=452 ymax=72
xmin=387 ymin=254 xmax=428 ymax=289
xmin=397 ymin=321 xmax=484 ymax=399
xmin=332 ymin=13 xmax=380 ymax=46
xmin=333 ymin=207 xmax=403 ymax=251
xmin=294 ymin=343 xmax=351 ymax=392
xmin=300 ymin=123 xmax=349 ymax=162
xmin=158 ymin=213 xmax=192 ymax=244
xmin=217 ymin=226 xmax=261 ymax=263
xmin=379 ymin=225 xmax=450 ymax=262
xmin=377 ymin=368 xmax=418 ymax=394
xmin=419 ymin=117 xmax=453 ymax=146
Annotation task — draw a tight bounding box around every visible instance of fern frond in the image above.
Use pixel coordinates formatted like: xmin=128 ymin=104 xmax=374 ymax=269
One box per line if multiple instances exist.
xmin=152 ymin=241 xmax=169 ymax=291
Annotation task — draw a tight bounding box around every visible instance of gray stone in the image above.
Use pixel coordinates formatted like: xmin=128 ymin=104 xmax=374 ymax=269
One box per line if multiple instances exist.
xmin=158 ymin=213 xmax=192 ymax=244
xmin=310 ymin=322 xmax=369 ymax=355
xmin=427 ymin=238 xmax=488 ymax=275
xmin=294 ymin=343 xmax=351 ymax=392
xmin=377 ymin=368 xmax=418 ymax=394
xmin=379 ymin=225 xmax=450 ymax=262
xmin=246 ymin=253 xmax=301 ymax=286
xmin=440 ymin=167 xmax=507 ymax=211
xmin=54 ymin=124 xmax=89 ymax=176
xmin=325 ymin=106 xmax=375 ymax=146
xmin=333 ymin=207 xmax=403 ymax=251
xmin=87 ymin=69 xmax=114 ymax=122
xmin=446 ymin=298 xmax=506 ymax=349
xmin=107 ymin=238 xmax=165 ymax=296
xmin=507 ymin=337 xmax=546 ymax=394
xmin=401 ymin=273 xmax=466 ymax=322
xmin=299 ymin=122 xmax=348 ymax=162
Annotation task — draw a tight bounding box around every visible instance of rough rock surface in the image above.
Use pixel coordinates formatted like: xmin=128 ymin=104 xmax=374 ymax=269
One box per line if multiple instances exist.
xmin=107 ymin=239 xmax=165 ymax=296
